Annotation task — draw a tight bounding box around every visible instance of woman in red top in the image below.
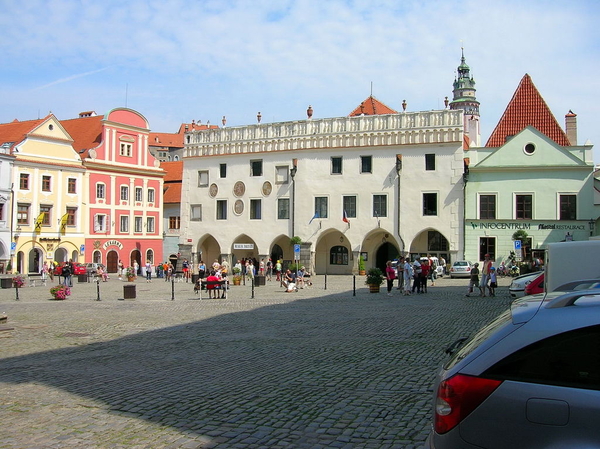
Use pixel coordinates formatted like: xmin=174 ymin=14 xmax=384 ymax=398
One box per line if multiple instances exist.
xmin=385 ymin=260 xmax=396 ymax=296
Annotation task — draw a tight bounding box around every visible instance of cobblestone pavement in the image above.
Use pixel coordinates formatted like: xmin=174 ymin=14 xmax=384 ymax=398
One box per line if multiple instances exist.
xmin=0 ymin=274 xmax=514 ymax=448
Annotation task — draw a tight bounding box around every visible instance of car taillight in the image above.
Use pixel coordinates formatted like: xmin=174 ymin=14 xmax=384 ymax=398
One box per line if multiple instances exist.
xmin=434 ymin=374 xmax=501 ymax=434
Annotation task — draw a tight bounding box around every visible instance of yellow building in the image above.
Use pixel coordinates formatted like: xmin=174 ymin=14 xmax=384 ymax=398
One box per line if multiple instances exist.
xmin=1 ymin=115 xmax=86 ymax=274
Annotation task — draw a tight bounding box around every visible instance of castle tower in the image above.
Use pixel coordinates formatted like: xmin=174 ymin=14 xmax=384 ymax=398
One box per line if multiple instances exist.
xmin=449 ymin=49 xmax=481 ymax=146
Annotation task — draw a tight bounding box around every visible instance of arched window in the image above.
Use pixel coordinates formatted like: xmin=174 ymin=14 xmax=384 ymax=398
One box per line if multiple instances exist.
xmin=330 ymin=246 xmax=348 ymax=265
xmin=146 ymin=249 xmax=154 ymax=264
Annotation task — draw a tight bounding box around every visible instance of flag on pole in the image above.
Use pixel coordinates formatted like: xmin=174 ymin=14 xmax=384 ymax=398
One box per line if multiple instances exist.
xmin=309 ymin=212 xmax=320 ymax=225
xmin=343 ymin=210 xmax=349 ymax=226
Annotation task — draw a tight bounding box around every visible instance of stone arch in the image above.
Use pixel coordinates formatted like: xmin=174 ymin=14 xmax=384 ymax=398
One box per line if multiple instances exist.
xmin=409 ymin=228 xmax=452 ymax=264
xmin=359 ymin=228 xmax=400 ymax=272
xmin=314 ymin=228 xmax=354 ymax=275
xmin=231 ymin=234 xmax=259 ymax=265
xmin=196 ymin=234 xmax=221 ymax=268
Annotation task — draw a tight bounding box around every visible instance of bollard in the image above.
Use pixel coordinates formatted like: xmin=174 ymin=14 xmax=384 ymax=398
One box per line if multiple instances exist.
xmin=171 ymin=276 xmax=175 ymax=301
xmin=251 ymin=277 xmax=255 ymax=299
xmin=15 ymin=284 xmax=19 ymax=301
xmin=353 ymin=275 xmax=356 ymax=296
xmin=324 ymin=273 xmax=327 ymax=290
xmin=96 ymin=278 xmax=101 ymax=301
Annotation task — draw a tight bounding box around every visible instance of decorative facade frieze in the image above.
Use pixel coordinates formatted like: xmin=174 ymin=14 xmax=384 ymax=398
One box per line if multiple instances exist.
xmin=184 ymin=111 xmax=463 ymax=157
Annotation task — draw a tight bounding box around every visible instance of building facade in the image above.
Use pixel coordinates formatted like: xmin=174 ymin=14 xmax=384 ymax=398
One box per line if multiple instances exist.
xmin=464 ymin=74 xmax=598 ymax=264
xmin=62 ymin=109 xmax=164 ymax=273
xmin=180 ymin=107 xmax=466 ymax=274
xmin=0 ymin=143 xmax=15 ymax=273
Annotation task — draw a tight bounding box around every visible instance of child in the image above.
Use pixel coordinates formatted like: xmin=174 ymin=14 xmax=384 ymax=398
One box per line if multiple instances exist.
xmin=488 ymin=266 xmax=497 ymax=297
xmin=466 ymin=262 xmax=480 ymax=297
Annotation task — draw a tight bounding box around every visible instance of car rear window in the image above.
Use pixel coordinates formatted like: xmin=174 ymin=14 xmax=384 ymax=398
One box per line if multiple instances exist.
xmin=444 ymin=308 xmax=513 ymax=370
xmin=483 ymin=324 xmax=600 ymax=390
xmin=455 ymin=262 xmax=468 ymax=266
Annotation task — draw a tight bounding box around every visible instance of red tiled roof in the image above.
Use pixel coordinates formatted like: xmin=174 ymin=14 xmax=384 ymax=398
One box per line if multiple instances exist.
xmin=176 ymin=122 xmax=219 ymax=134
xmin=60 ymin=115 xmax=103 ymax=156
xmin=149 ymin=132 xmax=184 ymax=148
xmin=160 ymin=161 xmax=183 ymax=182
xmin=163 ymin=183 xmax=182 ymax=204
xmin=486 ymin=74 xmax=570 ymax=147
xmin=349 ymin=96 xmax=398 ymax=117
xmin=0 ymin=117 xmax=47 ymax=152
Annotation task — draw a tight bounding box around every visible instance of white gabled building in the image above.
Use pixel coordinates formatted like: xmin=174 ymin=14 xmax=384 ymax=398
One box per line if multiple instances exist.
xmin=179 ymin=99 xmax=467 ymax=274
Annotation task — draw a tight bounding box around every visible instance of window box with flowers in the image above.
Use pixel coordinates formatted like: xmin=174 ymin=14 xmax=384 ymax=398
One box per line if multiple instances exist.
xmin=50 ymin=284 xmax=71 ymax=300
xmin=12 ymin=275 xmax=25 ymax=288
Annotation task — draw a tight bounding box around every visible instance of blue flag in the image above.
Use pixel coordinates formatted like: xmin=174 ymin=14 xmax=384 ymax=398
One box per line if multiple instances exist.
xmin=309 ymin=212 xmax=320 ymax=224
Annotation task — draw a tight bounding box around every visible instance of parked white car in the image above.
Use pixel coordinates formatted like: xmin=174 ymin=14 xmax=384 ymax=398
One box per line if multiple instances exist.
xmin=509 ymin=272 xmax=541 ymax=298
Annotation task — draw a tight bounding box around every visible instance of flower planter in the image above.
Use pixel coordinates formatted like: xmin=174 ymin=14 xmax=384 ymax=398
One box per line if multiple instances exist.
xmin=127 ymin=276 xmax=135 ymax=282
xmin=369 ymin=284 xmax=380 ymax=293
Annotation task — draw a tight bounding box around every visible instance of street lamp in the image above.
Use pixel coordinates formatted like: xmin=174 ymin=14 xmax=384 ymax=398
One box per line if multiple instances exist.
xmin=14 ymin=226 xmax=21 ymax=239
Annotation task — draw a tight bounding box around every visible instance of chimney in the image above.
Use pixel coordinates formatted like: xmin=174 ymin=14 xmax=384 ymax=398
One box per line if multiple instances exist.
xmin=565 ymin=110 xmax=577 ymax=146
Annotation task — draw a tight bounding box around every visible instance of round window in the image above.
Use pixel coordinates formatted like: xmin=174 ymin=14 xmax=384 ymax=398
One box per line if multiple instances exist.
xmin=524 ymin=143 xmax=536 ymax=155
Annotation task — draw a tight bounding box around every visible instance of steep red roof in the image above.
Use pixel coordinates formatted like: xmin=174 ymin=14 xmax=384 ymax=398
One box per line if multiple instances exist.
xmin=349 ymin=96 xmax=398 ymax=117
xmin=60 ymin=115 xmax=103 ymax=155
xmin=0 ymin=117 xmax=46 ymax=152
xmin=176 ymin=122 xmax=219 ymax=134
xmin=163 ymin=183 xmax=182 ymax=204
xmin=486 ymin=74 xmax=570 ymax=147
xmin=149 ymin=132 xmax=184 ymax=148
xmin=160 ymin=161 xmax=183 ymax=182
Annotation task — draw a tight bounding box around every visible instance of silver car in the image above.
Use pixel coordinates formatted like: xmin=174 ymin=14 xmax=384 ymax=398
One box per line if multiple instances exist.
xmin=509 ymin=271 xmax=541 ymax=298
xmin=427 ymin=289 xmax=600 ymax=448
xmin=449 ymin=260 xmax=473 ymax=278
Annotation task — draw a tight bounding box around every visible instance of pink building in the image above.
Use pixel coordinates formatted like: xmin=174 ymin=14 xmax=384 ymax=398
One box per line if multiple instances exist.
xmin=62 ymin=109 xmax=164 ymax=273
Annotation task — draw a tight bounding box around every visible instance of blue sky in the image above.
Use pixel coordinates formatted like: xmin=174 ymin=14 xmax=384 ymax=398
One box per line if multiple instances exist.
xmin=1 ymin=0 xmax=599 ymax=162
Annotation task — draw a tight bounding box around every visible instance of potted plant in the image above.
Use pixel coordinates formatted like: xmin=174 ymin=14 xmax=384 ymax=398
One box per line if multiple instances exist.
xmin=125 ymin=266 xmax=136 ymax=281
xmin=232 ymin=266 xmax=242 ymax=285
xmin=365 ymin=267 xmax=384 ymax=293
xmin=12 ymin=274 xmax=25 ymax=288
xmin=358 ymin=255 xmax=366 ymax=275
xmin=50 ymin=284 xmax=71 ymax=300
xmin=290 ymin=236 xmax=302 ymax=245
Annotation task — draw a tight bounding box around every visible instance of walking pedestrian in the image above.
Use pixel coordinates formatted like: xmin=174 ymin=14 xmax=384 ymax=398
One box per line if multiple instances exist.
xmin=385 ymin=260 xmax=396 ymax=296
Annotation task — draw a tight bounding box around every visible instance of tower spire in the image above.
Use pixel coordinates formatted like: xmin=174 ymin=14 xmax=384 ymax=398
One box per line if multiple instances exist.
xmin=449 ymin=48 xmax=481 ymax=146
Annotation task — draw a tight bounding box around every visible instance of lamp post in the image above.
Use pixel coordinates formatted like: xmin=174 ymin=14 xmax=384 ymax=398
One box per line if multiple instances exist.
xmin=395 ymin=155 xmax=405 ymax=253
xmin=290 ymin=162 xmax=298 ymax=238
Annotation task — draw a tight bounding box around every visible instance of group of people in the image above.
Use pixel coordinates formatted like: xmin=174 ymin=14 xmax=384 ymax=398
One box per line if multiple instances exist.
xmin=385 ymin=255 xmax=441 ymax=296
xmin=466 ymin=253 xmax=498 ymax=297
xmin=282 ymin=266 xmax=311 ymax=292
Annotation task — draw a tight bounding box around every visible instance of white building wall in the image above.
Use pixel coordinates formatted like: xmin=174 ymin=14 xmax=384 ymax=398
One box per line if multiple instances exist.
xmin=181 ymin=111 xmax=465 ymax=273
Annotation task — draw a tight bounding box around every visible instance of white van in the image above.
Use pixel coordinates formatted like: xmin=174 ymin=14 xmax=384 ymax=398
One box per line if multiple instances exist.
xmin=420 ymin=257 xmax=444 ymax=278
xmin=545 ymin=240 xmax=600 ymax=292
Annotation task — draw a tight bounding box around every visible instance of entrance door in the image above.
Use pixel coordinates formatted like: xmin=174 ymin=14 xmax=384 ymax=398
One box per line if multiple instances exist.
xmin=107 ymin=250 xmax=119 ymax=273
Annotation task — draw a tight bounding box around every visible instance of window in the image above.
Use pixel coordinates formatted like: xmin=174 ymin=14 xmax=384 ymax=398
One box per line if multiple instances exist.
xmin=217 ymin=200 xmax=227 ymax=220
xmin=277 ymin=198 xmax=290 ymax=219
xmin=94 ymin=214 xmax=107 ymax=232
xmin=135 ymin=217 xmax=143 ymax=233
xmin=41 ymin=175 xmax=51 ymax=192
xmin=250 ymin=199 xmax=262 ymax=219
xmin=191 ymin=205 xmax=202 ymax=221
xmin=135 ymin=187 xmax=143 ymax=202
xmin=146 ymin=217 xmax=155 ymax=233
xmin=516 ymin=194 xmax=532 ymax=220
xmin=484 ymin=324 xmax=600 ymax=390
xmin=220 ymin=164 xmax=227 ymax=178
xmin=66 ymin=207 xmax=77 ymax=226
xmin=120 ymin=186 xmax=129 ymax=201
xmin=275 ymin=166 xmax=289 ymax=184
xmin=479 ymin=237 xmax=496 ymax=261
xmin=120 ymin=215 xmax=129 ymax=233
xmin=40 ymin=205 xmax=51 ymax=226
xmin=331 ymin=156 xmax=342 ymax=174
xmin=428 ymin=230 xmax=449 ymax=251
xmin=360 ymin=156 xmax=372 ymax=174
xmin=148 ymin=188 xmax=155 ymax=203
xmin=96 ymin=183 xmax=105 ymax=199
xmin=315 ymin=197 xmax=328 ymax=219
xmin=17 ymin=204 xmax=30 ymax=225
xmin=560 ymin=195 xmax=577 ymax=220
xmin=120 ymin=142 xmax=132 ymax=157
xmin=423 ymin=193 xmax=438 ymax=216
xmin=425 ymin=154 xmax=436 ymax=171
xmin=67 ymin=178 xmax=77 ymax=194
xmin=169 ymin=216 xmax=181 ymax=229
xmin=0 ymin=204 xmax=3 ymax=221
xmin=19 ymin=173 xmax=29 ymax=190
xmin=330 ymin=246 xmax=349 ymax=265
xmin=250 ymin=160 xmax=263 ymax=177
xmin=373 ymin=195 xmax=387 ymax=217
xmin=198 ymin=170 xmax=209 ymax=187
xmin=343 ymin=196 xmax=357 ymax=218
xmin=479 ymin=195 xmax=496 ymax=220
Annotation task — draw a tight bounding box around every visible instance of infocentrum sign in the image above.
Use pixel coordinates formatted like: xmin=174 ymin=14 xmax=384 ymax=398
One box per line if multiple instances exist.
xmin=469 ymin=222 xmax=586 ymax=231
